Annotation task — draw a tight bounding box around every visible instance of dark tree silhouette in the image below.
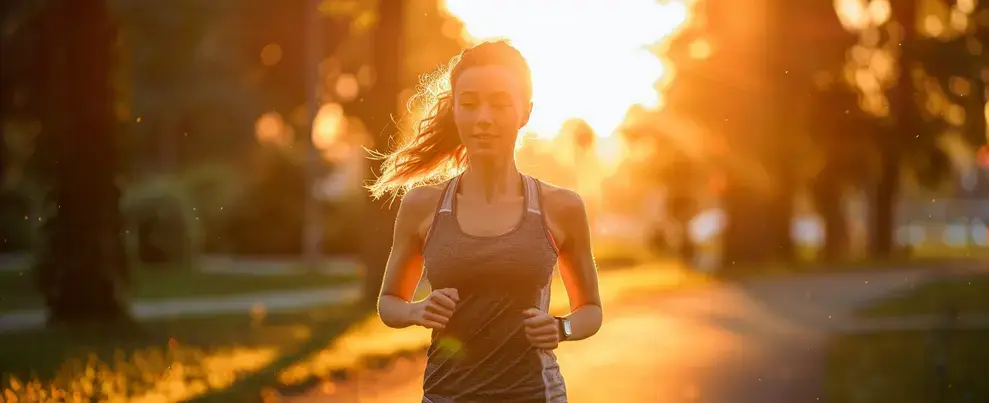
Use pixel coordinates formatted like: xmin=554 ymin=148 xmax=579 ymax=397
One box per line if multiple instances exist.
xmin=33 ymin=0 xmax=132 ymax=325
xmin=360 ymin=0 xmax=406 ymax=307
xmin=870 ymin=0 xmax=919 ymax=259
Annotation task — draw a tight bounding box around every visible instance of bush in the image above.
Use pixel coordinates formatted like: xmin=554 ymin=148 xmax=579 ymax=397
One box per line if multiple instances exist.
xmin=0 ymin=189 xmax=35 ymax=252
xmin=322 ymin=195 xmax=362 ymax=255
xmin=177 ymin=163 xmax=246 ymax=253
xmin=223 ymin=145 xmax=362 ymax=256
xmin=121 ymin=177 xmax=201 ymax=268
xmin=226 ymin=146 xmax=307 ymax=255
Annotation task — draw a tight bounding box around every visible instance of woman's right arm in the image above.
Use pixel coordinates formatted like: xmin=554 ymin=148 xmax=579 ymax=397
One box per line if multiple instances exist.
xmin=377 ymin=187 xmax=458 ymax=329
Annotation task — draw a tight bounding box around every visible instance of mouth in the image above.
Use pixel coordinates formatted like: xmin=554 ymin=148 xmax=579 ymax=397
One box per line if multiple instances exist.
xmin=472 ymin=133 xmax=497 ymax=140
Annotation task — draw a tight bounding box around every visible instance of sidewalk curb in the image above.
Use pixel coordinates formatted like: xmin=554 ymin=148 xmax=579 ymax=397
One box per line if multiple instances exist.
xmin=0 ymin=284 xmax=360 ymax=334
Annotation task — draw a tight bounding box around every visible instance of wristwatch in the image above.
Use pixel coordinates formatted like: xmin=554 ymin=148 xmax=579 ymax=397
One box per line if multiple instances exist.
xmin=555 ymin=316 xmax=572 ymax=341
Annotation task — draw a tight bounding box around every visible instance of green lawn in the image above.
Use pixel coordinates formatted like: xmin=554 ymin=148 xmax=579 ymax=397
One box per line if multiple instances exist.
xmin=857 ymin=273 xmax=989 ymax=317
xmin=0 ymin=304 xmax=370 ymax=403
xmin=0 ymin=267 xmax=356 ymax=312
xmin=827 ymin=330 xmax=989 ymax=403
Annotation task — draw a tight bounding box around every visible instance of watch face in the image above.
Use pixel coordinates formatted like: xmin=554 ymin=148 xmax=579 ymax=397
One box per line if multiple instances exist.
xmin=562 ymin=319 xmax=572 ymax=337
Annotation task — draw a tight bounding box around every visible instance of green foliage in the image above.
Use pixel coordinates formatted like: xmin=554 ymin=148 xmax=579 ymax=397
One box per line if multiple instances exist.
xmin=322 ymin=192 xmax=362 ymax=255
xmin=110 ymin=0 xmax=261 ymax=164
xmin=226 ymin=146 xmax=307 ymax=256
xmin=0 ymin=187 xmax=41 ymax=252
xmin=858 ymin=273 xmax=989 ymax=317
xmin=178 ymin=163 xmax=247 ymax=253
xmin=219 ymin=144 xmax=362 ymax=256
xmin=827 ymin=331 xmax=989 ymax=403
xmin=121 ymin=177 xmax=202 ymax=268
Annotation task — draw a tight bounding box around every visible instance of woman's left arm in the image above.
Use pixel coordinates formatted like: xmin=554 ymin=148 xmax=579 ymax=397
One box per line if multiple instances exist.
xmin=550 ymin=189 xmax=602 ymax=341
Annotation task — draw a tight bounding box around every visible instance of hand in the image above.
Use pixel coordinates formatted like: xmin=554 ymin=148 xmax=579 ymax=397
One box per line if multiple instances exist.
xmin=522 ymin=308 xmax=560 ymax=350
xmin=411 ymin=288 xmax=459 ymax=330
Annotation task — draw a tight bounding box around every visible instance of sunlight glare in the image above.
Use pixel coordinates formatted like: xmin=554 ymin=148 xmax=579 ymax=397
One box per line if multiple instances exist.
xmin=441 ymin=0 xmax=691 ymax=139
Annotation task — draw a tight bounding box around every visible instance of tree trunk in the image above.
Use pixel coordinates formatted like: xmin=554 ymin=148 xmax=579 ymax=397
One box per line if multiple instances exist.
xmin=360 ymin=0 xmax=405 ymax=308
xmin=870 ymin=144 xmax=899 ymax=258
xmin=812 ymin=165 xmax=848 ymax=261
xmin=34 ymin=0 xmax=131 ymax=326
xmin=666 ymin=156 xmax=697 ymax=265
xmin=717 ymin=0 xmax=781 ymax=269
xmin=870 ymin=0 xmax=918 ymax=259
xmin=722 ymin=181 xmax=771 ymax=266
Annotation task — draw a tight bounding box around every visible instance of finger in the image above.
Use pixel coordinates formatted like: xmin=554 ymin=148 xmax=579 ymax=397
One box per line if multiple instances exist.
xmin=527 ymin=325 xmax=558 ymax=337
xmin=438 ymin=288 xmax=460 ymax=302
xmin=423 ymin=311 xmax=450 ymax=325
xmin=532 ymin=334 xmax=559 ymax=343
xmin=422 ymin=320 xmax=446 ymax=330
xmin=430 ymin=293 xmax=458 ymax=311
xmin=522 ymin=308 xmax=541 ymax=317
xmin=523 ymin=315 xmax=554 ymax=327
xmin=523 ymin=324 xmax=556 ymax=338
xmin=531 ymin=340 xmax=558 ymax=350
xmin=425 ymin=303 xmax=454 ymax=318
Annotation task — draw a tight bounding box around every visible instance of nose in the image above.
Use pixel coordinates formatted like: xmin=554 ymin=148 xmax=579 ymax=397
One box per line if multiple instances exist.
xmin=475 ymin=104 xmax=494 ymax=130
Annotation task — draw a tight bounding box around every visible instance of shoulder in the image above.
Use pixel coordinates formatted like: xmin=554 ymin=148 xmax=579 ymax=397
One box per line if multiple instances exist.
xmin=400 ymin=183 xmax=446 ymax=215
xmin=534 ymin=179 xmax=586 ymax=220
xmin=394 ymin=182 xmax=447 ymax=236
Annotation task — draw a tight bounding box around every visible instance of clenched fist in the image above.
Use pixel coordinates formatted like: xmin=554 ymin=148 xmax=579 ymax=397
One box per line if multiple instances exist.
xmin=411 ymin=288 xmax=459 ymax=330
xmin=522 ymin=308 xmax=560 ymax=350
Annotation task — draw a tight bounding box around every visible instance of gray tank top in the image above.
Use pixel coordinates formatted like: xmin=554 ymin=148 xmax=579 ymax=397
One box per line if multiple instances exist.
xmin=421 ymin=173 xmax=567 ymax=403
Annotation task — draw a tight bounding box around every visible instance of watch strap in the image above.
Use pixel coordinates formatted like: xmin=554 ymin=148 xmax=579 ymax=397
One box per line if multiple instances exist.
xmin=555 ymin=316 xmax=571 ymax=340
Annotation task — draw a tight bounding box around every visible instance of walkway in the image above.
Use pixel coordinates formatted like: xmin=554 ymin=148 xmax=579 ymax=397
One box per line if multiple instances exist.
xmin=0 ymin=284 xmax=360 ymax=333
xmin=286 ymin=268 xmax=981 ymax=403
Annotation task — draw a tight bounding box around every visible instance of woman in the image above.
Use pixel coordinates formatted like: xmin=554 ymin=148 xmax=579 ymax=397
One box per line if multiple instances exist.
xmin=369 ymin=40 xmax=602 ymax=403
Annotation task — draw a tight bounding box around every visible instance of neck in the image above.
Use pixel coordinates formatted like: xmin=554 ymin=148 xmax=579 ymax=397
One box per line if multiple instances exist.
xmin=461 ymin=156 xmax=521 ymax=204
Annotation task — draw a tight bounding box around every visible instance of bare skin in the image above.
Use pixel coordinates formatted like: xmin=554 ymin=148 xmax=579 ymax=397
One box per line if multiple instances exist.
xmin=377 ymin=64 xmax=602 ymax=349
xmin=377 ymin=179 xmax=603 ymax=346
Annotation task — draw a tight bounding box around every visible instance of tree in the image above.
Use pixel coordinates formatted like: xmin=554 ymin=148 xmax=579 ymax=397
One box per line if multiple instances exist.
xmin=33 ymin=0 xmax=132 ymax=325
xmin=360 ymin=0 xmax=405 ymax=307
xmin=684 ymin=0 xmax=789 ymax=267
xmin=863 ymin=0 xmax=986 ymax=257
xmin=111 ymin=0 xmax=260 ymax=170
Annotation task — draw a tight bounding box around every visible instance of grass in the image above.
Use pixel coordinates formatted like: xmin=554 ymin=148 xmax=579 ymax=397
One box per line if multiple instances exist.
xmin=827 ymin=330 xmax=989 ymax=403
xmin=0 ymin=304 xmax=369 ymax=403
xmin=857 ymin=273 xmax=989 ymax=317
xmin=713 ymin=249 xmax=986 ymax=281
xmin=0 ymin=266 xmax=356 ymax=312
xmin=0 ymin=260 xmax=712 ymax=402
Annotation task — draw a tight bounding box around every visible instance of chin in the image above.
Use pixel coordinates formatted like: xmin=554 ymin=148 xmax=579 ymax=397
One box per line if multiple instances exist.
xmin=467 ymin=147 xmax=511 ymax=161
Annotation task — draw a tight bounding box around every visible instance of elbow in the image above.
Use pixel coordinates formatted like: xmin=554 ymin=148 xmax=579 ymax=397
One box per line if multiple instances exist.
xmin=571 ymin=302 xmax=603 ymax=340
xmin=588 ymin=303 xmax=604 ymax=336
xmin=377 ymin=294 xmax=413 ymax=329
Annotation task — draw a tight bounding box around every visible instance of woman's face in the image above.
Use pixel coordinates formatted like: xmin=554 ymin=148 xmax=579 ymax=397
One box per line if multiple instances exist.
xmin=452 ymin=65 xmax=532 ymax=160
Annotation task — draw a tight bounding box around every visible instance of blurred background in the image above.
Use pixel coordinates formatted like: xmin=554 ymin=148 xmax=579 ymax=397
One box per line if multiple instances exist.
xmin=1 ymin=0 xmax=987 ymax=402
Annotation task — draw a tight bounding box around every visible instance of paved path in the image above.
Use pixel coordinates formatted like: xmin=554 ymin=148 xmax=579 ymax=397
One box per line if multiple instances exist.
xmin=0 ymin=253 xmax=360 ymax=275
xmin=286 ymin=268 xmax=967 ymax=403
xmin=0 ymin=284 xmax=360 ymax=333
xmin=0 ymin=262 xmax=692 ymax=335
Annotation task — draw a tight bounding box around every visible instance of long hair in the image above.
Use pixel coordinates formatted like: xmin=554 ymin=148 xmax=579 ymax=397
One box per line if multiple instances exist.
xmin=366 ymin=39 xmax=532 ymax=201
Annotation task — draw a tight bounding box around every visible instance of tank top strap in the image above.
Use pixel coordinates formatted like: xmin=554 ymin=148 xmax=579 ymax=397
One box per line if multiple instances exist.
xmin=523 ymin=175 xmax=542 ymax=215
xmin=440 ymin=173 xmax=540 ymax=214
xmin=437 ymin=174 xmax=462 ymax=214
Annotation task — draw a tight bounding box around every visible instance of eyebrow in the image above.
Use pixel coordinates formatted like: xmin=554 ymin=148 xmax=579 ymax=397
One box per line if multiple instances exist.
xmin=458 ymin=90 xmax=513 ymax=98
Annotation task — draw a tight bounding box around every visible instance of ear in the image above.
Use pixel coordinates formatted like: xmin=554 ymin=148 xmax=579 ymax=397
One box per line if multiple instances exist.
xmin=520 ymin=101 xmax=533 ymax=128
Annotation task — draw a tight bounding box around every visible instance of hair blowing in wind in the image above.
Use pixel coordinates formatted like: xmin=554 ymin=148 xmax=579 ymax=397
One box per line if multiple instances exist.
xmin=366 ymin=40 xmax=532 ymax=201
